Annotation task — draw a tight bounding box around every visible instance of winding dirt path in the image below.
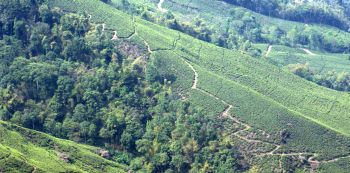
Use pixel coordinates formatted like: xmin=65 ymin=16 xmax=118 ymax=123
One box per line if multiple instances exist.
xmin=278 ymin=157 xmax=284 ymax=173
xmin=265 ymin=45 xmax=272 ymax=57
xmin=183 ymin=60 xmax=198 ymax=89
xmin=143 ymin=40 xmax=153 ymax=54
xmin=182 ymin=59 xmax=274 ymax=146
xmin=111 ymin=31 xmax=118 ymax=40
xmin=180 ymin=57 xmax=350 ymax=169
xmin=322 ymin=155 xmax=350 ymax=163
xmin=302 ymin=48 xmax=316 ymax=56
xmin=102 ymin=24 xmax=105 ymax=32
xmin=221 ymin=105 xmax=232 ymax=117
xmin=31 ymin=166 xmax=37 ymax=173
xmin=158 ymin=0 xmax=168 ymax=13
xmin=89 ymin=12 xmax=350 ymax=169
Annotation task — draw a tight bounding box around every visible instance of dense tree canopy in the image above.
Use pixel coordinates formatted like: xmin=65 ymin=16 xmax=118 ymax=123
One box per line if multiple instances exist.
xmin=223 ymin=0 xmax=350 ymax=30
xmin=0 ymin=1 xmax=246 ymax=172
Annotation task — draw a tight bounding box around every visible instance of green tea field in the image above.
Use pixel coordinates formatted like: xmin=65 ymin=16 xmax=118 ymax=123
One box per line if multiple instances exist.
xmin=0 ymin=121 xmax=127 ymax=172
xmin=12 ymin=0 xmax=349 ymax=171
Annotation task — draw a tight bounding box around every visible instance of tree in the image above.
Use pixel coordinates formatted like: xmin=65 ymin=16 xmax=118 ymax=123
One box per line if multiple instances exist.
xmin=73 ymin=104 xmax=88 ymax=122
xmin=62 ymin=117 xmax=80 ymax=141
xmin=121 ymin=131 xmax=133 ymax=150
xmin=13 ymin=19 xmax=27 ymax=40
xmin=80 ymin=121 xmax=90 ymax=143
xmin=38 ymin=5 xmax=53 ymax=25
xmin=280 ymin=129 xmax=291 ymax=144
xmin=287 ymin=63 xmax=313 ymax=81
xmin=62 ymin=37 xmax=91 ymax=62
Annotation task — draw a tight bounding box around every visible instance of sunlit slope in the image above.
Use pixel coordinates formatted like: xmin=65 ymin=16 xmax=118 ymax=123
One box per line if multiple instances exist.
xmin=47 ymin=0 xmax=350 ymax=161
xmin=0 ymin=121 xmax=127 ymax=173
xmin=254 ymin=44 xmax=350 ymax=74
xmin=173 ymin=34 xmax=350 ymax=135
xmin=113 ymin=0 xmax=350 ymax=52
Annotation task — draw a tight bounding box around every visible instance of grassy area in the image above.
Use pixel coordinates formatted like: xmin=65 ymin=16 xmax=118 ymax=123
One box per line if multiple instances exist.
xmin=252 ymin=44 xmax=350 ymax=74
xmin=39 ymin=0 xmax=350 ymax=171
xmin=111 ymin=0 xmax=350 ymax=75
xmin=114 ymin=0 xmax=350 ymax=52
xmin=318 ymin=158 xmax=350 ymax=173
xmin=0 ymin=121 xmax=127 ymax=172
xmin=112 ymin=0 xmax=350 ymax=74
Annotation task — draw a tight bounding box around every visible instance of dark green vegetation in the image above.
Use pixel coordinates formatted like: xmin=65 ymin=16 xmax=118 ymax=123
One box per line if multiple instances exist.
xmin=288 ymin=63 xmax=350 ymax=92
xmin=111 ymin=0 xmax=350 ymax=93
xmin=1 ymin=0 xmax=350 ymax=172
xmin=0 ymin=0 xmax=245 ymax=172
xmin=222 ymin=0 xmax=350 ymax=30
xmin=48 ymin=0 xmax=350 ymax=172
xmin=112 ymin=0 xmax=350 ymax=53
xmin=255 ymin=44 xmax=350 ymax=92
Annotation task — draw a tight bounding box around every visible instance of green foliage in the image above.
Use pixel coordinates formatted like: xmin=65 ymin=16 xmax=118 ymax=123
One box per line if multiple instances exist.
xmin=223 ymin=0 xmax=350 ymax=30
xmin=0 ymin=121 xmax=127 ymax=172
xmin=257 ymin=44 xmax=350 ymax=81
xmin=288 ymin=64 xmax=350 ymax=92
xmin=133 ymin=98 xmax=243 ymax=172
xmin=2 ymin=0 xmax=350 ymax=172
xmin=287 ymin=63 xmax=314 ymax=81
xmin=114 ymin=0 xmax=350 ymax=53
xmin=0 ymin=1 xmax=246 ymax=172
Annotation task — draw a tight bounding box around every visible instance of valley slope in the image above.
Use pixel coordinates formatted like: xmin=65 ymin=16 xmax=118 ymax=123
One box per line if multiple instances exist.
xmin=44 ymin=0 xmax=350 ymax=172
xmin=0 ymin=121 xmax=127 ymax=172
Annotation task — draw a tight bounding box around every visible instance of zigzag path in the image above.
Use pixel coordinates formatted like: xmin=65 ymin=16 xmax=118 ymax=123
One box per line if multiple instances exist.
xmin=181 ymin=56 xmax=350 ymax=171
xmin=157 ymin=0 xmax=168 ymax=13
xmin=89 ymin=12 xmax=350 ymax=171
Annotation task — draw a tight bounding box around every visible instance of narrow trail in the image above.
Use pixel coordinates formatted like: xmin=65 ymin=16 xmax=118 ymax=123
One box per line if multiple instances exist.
xmin=89 ymin=14 xmax=147 ymax=55
xmin=111 ymin=31 xmax=118 ymax=40
xmin=278 ymin=157 xmax=285 ymax=173
xmin=180 ymin=57 xmax=350 ymax=168
xmin=302 ymin=48 xmax=316 ymax=56
xmin=102 ymin=24 xmax=105 ymax=32
xmin=88 ymin=13 xmax=136 ymax=41
xmin=183 ymin=60 xmax=198 ymax=89
xmin=182 ymin=59 xmax=275 ymax=146
xmin=31 ymin=166 xmax=37 ymax=173
xmin=88 ymin=12 xmax=350 ymax=169
xmin=221 ymin=105 xmax=232 ymax=117
xmin=318 ymin=155 xmax=350 ymax=163
xmin=157 ymin=0 xmax=168 ymax=13
xmin=265 ymin=45 xmax=272 ymax=57
xmin=142 ymin=40 xmax=153 ymax=54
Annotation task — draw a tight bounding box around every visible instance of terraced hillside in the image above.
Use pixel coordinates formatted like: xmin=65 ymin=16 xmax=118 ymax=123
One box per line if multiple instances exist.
xmin=112 ymin=0 xmax=350 ymax=76
xmin=254 ymin=44 xmax=350 ymax=74
xmin=112 ymin=0 xmax=350 ymax=52
xmin=0 ymin=121 xmax=127 ymax=172
xmin=38 ymin=0 xmax=350 ymax=171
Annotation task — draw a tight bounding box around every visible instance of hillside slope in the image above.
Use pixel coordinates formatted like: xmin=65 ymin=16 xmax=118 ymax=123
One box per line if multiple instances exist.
xmin=110 ymin=0 xmax=350 ymax=77
xmin=114 ymin=0 xmax=350 ymax=53
xmin=0 ymin=121 xmax=127 ymax=173
xmin=254 ymin=43 xmax=350 ymax=74
xmin=45 ymin=0 xmax=350 ymax=171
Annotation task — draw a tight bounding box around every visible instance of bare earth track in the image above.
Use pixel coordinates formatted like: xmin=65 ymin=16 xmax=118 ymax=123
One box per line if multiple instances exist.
xmin=157 ymin=0 xmax=168 ymax=13
xmin=90 ymin=12 xmax=350 ymax=171
xmin=180 ymin=56 xmax=350 ymax=171
xmin=302 ymin=48 xmax=317 ymax=56
xmin=265 ymin=45 xmax=272 ymax=57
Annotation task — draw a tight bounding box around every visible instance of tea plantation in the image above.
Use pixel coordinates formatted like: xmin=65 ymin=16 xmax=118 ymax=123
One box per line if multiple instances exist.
xmin=0 ymin=121 xmax=127 ymax=172
xmin=6 ymin=0 xmax=350 ymax=171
